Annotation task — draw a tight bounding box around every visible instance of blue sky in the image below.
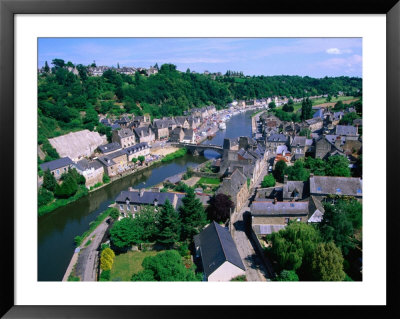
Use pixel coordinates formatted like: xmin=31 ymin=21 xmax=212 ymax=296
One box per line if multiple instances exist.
xmin=38 ymin=38 xmax=362 ymax=78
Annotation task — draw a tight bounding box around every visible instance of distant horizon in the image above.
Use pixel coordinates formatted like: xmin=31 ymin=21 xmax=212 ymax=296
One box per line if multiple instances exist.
xmin=38 ymin=38 xmax=362 ymax=78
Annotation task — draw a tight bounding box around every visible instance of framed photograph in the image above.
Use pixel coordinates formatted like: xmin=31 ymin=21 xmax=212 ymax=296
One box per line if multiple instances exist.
xmin=1 ymin=0 xmax=399 ymax=317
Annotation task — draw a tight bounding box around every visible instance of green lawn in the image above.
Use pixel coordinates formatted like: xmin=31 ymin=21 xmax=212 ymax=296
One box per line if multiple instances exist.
xmin=277 ymin=96 xmax=356 ymax=113
xmin=110 ymin=250 xmax=158 ymax=281
xmin=198 ymin=177 xmax=221 ymax=185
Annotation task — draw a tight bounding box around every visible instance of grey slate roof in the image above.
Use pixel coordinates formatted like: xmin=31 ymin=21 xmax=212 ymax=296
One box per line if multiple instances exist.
xmin=291 ymin=136 xmax=306 ymax=147
xmin=305 ymin=118 xmax=323 ymax=125
xmin=97 ymin=149 xmax=127 ymax=167
xmin=40 ymin=157 xmax=74 ymax=171
xmin=117 ymin=128 xmax=134 ymax=138
xmin=267 ymin=134 xmax=287 ymax=143
xmin=74 ymin=158 xmax=103 ymax=171
xmin=310 ymin=176 xmax=362 ymax=197
xmin=336 ymin=125 xmax=358 ymax=136
xmin=134 ymin=126 xmax=154 ymax=138
xmin=283 ymin=181 xmax=306 ymax=200
xmin=98 ymin=142 xmax=121 ymax=154
xmin=125 ymin=142 xmax=149 ymax=155
xmin=313 ymin=109 xmax=324 ymax=119
xmin=195 ymin=221 xmax=245 ymax=279
xmin=115 ymin=190 xmax=185 ymax=208
xmin=251 ymin=200 xmax=309 ymax=216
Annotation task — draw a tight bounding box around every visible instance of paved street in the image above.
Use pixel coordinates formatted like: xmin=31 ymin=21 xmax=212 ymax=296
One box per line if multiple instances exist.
xmin=75 ymin=219 xmax=110 ymax=281
xmin=231 ymin=160 xmax=273 ymax=281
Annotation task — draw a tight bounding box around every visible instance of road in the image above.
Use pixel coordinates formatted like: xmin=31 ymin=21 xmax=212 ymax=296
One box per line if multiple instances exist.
xmin=75 ymin=218 xmax=110 ymax=281
xmin=231 ymin=160 xmax=273 ymax=281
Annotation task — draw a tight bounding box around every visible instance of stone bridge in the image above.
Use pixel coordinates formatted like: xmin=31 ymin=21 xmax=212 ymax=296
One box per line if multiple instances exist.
xmin=173 ymin=143 xmax=224 ymax=156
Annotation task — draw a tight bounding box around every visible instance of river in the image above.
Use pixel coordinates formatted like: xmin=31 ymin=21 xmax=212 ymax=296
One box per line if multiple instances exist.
xmin=38 ymin=109 xmax=255 ymax=281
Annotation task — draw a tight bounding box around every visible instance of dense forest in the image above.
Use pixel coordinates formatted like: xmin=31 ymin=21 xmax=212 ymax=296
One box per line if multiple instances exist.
xmin=38 ymin=59 xmax=362 ymax=143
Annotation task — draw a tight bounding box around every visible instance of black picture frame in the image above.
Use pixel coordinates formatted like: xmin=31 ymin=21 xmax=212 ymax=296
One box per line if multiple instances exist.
xmin=1 ymin=0 xmax=399 ymax=317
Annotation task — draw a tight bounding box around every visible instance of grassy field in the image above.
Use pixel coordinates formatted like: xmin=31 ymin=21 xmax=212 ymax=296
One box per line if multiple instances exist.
xmin=277 ymin=96 xmax=356 ymax=113
xmin=110 ymin=250 xmax=158 ymax=281
xmin=198 ymin=177 xmax=221 ymax=185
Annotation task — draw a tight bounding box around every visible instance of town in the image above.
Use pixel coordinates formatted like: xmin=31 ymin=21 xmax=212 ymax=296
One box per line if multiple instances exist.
xmin=38 ymin=56 xmax=362 ymax=283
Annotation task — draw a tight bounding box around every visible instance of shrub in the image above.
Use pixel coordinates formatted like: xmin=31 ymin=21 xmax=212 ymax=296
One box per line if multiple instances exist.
xmin=54 ymin=174 xmax=78 ymax=198
xmin=100 ymin=248 xmax=115 ymax=271
xmin=103 ymin=174 xmax=110 ymax=183
xmin=230 ymin=275 xmax=247 ymax=281
xmin=261 ymin=174 xmax=276 ymax=188
xmin=275 ymin=270 xmax=299 ymax=281
xmin=38 ymin=187 xmax=54 ymax=207
xmin=99 ymin=270 xmax=111 ymax=281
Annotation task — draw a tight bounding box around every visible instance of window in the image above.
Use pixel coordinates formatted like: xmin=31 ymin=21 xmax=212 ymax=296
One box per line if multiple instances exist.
xmin=357 ymin=189 xmax=362 ymax=194
xmin=133 ymin=206 xmax=138 ymax=212
xmin=56 ymin=169 xmax=59 ymax=175
xmin=119 ymin=204 xmax=123 ymax=211
xmin=317 ymin=187 xmax=322 ymax=192
xmin=127 ymin=205 xmax=130 ymax=211
xmin=285 ymin=218 xmax=290 ymax=224
xmin=336 ymin=188 xmax=341 ymax=193
xmin=64 ymin=167 xmax=67 ymax=172
xmin=297 ymin=218 xmax=301 ymax=222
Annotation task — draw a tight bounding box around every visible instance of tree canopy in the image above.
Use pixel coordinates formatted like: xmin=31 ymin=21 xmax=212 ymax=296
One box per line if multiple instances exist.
xmin=206 ymin=193 xmax=235 ymax=223
xmin=311 ymin=242 xmax=346 ymax=281
xmin=131 ymin=250 xmax=200 ymax=281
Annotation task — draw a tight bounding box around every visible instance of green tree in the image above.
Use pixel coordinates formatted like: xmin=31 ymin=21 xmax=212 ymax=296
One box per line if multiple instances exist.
xmin=109 ymin=217 xmax=141 ymax=250
xmin=285 ymin=160 xmax=310 ymax=181
xmin=179 ymin=187 xmax=208 ymax=241
xmin=138 ymin=155 xmax=145 ymax=163
xmin=305 ymin=157 xmax=326 ymax=176
xmin=261 ymin=174 xmax=276 ymax=188
xmin=206 ymin=193 xmax=235 ymax=223
xmin=109 ymin=207 xmax=120 ymax=220
xmin=273 ymin=160 xmax=287 ymax=183
xmin=268 ymin=101 xmax=276 ymax=109
xmin=319 ymin=202 xmax=355 ymax=256
xmin=268 ymin=222 xmax=321 ymax=273
xmin=275 ymin=270 xmax=299 ymax=281
xmin=326 ymin=155 xmax=351 ymax=177
xmin=44 ymin=61 xmax=50 ymax=73
xmin=131 ymin=157 xmax=138 ymax=164
xmin=312 ymin=242 xmax=345 ymax=281
xmin=52 ymin=58 xmax=65 ymax=69
xmin=339 ymin=112 xmax=360 ymax=125
xmin=156 ymin=199 xmax=181 ymax=246
xmin=334 ymin=100 xmax=344 ymax=110
xmin=299 ymin=128 xmax=311 ymax=138
xmin=131 ymin=250 xmax=199 ymax=281
xmin=300 ymin=97 xmax=312 ymax=121
xmin=43 ymin=169 xmax=57 ymax=192
xmin=54 ymin=173 xmax=78 ymax=198
xmin=38 ymin=187 xmax=54 ymax=206
xmin=326 ymin=95 xmax=332 ymax=102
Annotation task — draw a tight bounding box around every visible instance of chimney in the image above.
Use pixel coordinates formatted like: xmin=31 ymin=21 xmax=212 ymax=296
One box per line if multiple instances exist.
xmin=140 ymin=188 xmax=145 ymax=197
xmin=284 ymin=175 xmax=288 ymax=184
xmin=335 ymin=136 xmax=341 ymax=149
xmin=273 ymin=197 xmax=277 ymax=204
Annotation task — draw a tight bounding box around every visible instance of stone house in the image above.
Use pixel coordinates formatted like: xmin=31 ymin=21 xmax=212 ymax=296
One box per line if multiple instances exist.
xmin=152 ymin=120 xmax=170 ymax=140
xmin=187 ymin=116 xmax=201 ymax=129
xmin=170 ymin=127 xmax=185 ymax=142
xmin=40 ymin=157 xmax=74 ymax=180
xmin=112 ymin=128 xmax=136 ymax=148
xmin=217 ymin=168 xmax=248 ymax=213
xmin=290 ymin=136 xmax=307 ymax=160
xmin=74 ymin=158 xmax=104 ymax=188
xmin=282 ymin=178 xmax=307 ymax=201
xmin=174 ymin=116 xmax=190 ymax=129
xmin=182 ymin=128 xmax=195 ymax=144
xmin=194 ymin=221 xmax=245 ymax=282
xmin=133 ymin=126 xmax=156 ymax=145
xmin=266 ymin=134 xmax=288 ymax=154
xmin=96 ymin=149 xmax=129 ymax=177
xmin=305 ymin=118 xmax=324 ymax=132
xmin=115 ymin=189 xmax=185 ymax=217
xmin=124 ymin=143 xmax=150 ymax=161
xmin=314 ymin=136 xmax=345 ymax=159
xmin=250 ymin=199 xmax=309 ymax=235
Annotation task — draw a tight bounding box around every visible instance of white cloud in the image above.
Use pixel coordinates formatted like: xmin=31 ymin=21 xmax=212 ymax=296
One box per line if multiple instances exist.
xmin=326 ymin=47 xmax=352 ymax=54
xmin=315 ymin=54 xmax=362 ymax=69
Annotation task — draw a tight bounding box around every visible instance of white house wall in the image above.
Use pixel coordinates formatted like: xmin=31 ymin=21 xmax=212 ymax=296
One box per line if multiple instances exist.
xmin=207 ymin=261 xmax=245 ymax=282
